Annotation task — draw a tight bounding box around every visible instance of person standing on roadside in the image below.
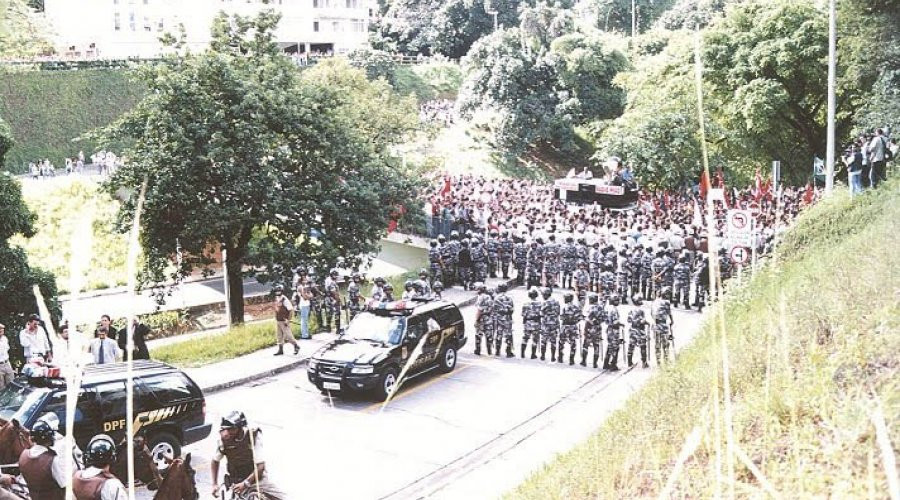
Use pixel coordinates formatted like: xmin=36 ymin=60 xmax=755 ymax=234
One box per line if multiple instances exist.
xmin=0 ymin=324 xmax=14 ymax=391
xmin=868 ymin=129 xmax=889 ymax=188
xmin=272 ymin=285 xmax=300 ymax=356
xmin=293 ymin=277 xmax=312 ymax=340
xmin=20 ymin=314 xmax=52 ymax=363
xmin=88 ymin=327 xmax=120 ymax=365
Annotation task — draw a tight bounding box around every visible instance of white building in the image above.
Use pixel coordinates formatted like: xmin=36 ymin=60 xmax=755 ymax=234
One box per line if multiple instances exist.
xmin=43 ymin=0 xmax=372 ymax=59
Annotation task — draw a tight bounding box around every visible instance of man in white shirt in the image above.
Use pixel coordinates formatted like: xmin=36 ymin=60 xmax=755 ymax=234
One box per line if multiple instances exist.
xmin=0 ymin=324 xmax=13 ymax=390
xmin=19 ymin=315 xmax=51 ymax=363
xmin=88 ymin=327 xmax=120 ymax=365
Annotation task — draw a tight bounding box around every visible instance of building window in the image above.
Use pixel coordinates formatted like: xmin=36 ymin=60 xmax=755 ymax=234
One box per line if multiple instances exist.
xmin=313 ymin=21 xmax=319 ymax=32
xmin=114 ymin=12 xmax=121 ymax=30
xmin=129 ymin=12 xmax=136 ymax=31
xmin=144 ymin=16 xmax=152 ymax=31
xmin=332 ymin=20 xmax=340 ymax=31
xmin=157 ymin=18 xmax=164 ymax=31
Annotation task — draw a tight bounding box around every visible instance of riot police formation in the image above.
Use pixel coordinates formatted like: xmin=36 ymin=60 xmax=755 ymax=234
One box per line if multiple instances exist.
xmin=652 ymin=288 xmax=675 ymax=365
xmin=428 ymin=239 xmax=443 ymax=286
xmin=473 ymin=283 xmax=494 ymax=356
xmin=520 ymin=288 xmax=542 ymax=359
xmin=603 ymin=295 xmax=624 ymax=370
xmin=492 ymin=283 xmax=515 ymax=357
xmin=627 ymin=295 xmax=651 ymax=369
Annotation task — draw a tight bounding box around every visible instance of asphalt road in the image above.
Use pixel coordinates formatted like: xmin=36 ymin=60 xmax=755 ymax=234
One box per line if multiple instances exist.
xmin=136 ymin=288 xmax=704 ymax=499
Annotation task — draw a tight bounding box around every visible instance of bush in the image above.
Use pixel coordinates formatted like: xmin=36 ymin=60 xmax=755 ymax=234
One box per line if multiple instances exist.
xmin=0 ymin=68 xmax=145 ymax=172
xmin=149 ymin=321 xmax=277 ymax=367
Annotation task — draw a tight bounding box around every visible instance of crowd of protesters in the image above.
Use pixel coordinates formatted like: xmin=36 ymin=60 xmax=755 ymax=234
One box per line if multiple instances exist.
xmin=419 ymin=99 xmax=456 ymax=126
xmin=842 ymin=128 xmax=897 ymax=193
xmin=25 ymin=150 xmax=122 ymax=180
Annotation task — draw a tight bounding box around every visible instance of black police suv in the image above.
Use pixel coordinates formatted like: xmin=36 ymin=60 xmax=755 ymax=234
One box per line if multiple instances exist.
xmin=307 ymin=299 xmax=467 ymax=400
xmin=0 ymin=360 xmax=212 ymax=469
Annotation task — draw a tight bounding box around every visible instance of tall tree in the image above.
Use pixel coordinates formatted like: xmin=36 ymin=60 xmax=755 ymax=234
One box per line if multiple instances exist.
xmin=98 ymin=12 xmax=419 ymax=325
xmin=0 ymin=117 xmax=60 ymax=369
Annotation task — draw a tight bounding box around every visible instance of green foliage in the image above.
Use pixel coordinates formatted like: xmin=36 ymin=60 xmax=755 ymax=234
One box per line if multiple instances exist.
xmin=513 ymin=180 xmax=900 ymax=498
xmin=458 ymin=10 xmax=627 ymax=156
xmin=96 ymin=11 xmax=421 ymax=325
xmin=0 ymin=173 xmax=60 ymax=370
xmin=0 ymin=69 xmax=146 ymax=173
xmin=409 ymin=59 xmax=464 ymax=99
xmin=346 ymin=48 xmax=400 ymax=82
xmin=579 ymin=0 xmax=676 ymax=35
xmin=655 ymin=0 xmax=730 ymax=30
xmin=14 ymin=179 xmax=127 ymax=293
xmin=0 ymin=0 xmax=53 ymax=58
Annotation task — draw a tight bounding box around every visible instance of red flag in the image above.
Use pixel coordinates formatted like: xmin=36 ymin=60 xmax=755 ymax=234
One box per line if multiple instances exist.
xmin=440 ymin=176 xmax=452 ymax=196
xmin=754 ymin=169 xmax=762 ymax=201
xmin=699 ymin=170 xmax=710 ymax=199
xmin=803 ymin=183 xmax=815 ymax=204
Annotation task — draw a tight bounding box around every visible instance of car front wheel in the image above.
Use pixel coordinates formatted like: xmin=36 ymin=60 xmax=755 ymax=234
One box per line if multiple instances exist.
xmin=148 ymin=432 xmax=182 ymax=471
xmin=375 ymin=367 xmax=399 ymax=401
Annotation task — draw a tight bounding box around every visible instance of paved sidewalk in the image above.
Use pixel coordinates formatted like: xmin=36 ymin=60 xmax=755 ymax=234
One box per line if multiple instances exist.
xmin=169 ymin=276 xmax=515 ymax=394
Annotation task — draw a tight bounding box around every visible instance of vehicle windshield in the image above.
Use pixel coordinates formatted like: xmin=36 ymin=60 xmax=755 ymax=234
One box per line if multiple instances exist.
xmin=0 ymin=382 xmax=48 ymax=423
xmin=343 ymin=312 xmax=406 ymax=345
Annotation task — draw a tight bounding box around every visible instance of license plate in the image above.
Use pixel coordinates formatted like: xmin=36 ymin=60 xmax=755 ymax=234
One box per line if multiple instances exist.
xmin=323 ymin=382 xmax=341 ymax=391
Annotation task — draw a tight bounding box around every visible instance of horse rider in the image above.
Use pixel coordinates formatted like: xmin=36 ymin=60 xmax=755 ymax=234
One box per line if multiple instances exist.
xmin=72 ymin=434 xmax=127 ymax=500
xmin=17 ymin=419 xmax=66 ymax=500
xmin=212 ymin=411 xmax=286 ymax=499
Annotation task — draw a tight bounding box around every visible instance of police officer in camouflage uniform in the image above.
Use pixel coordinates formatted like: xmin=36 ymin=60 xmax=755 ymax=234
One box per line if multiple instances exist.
xmin=718 ymin=248 xmax=733 ymax=287
xmin=485 ymin=231 xmax=500 ymax=278
xmin=539 ymin=287 xmax=560 ymax=361
xmin=650 ymin=250 xmax=667 ymax=300
xmin=673 ymin=256 xmax=691 ymax=309
xmin=513 ymin=236 xmax=529 ymax=285
xmin=428 ymin=239 xmax=443 ymax=286
xmin=640 ymin=246 xmax=654 ymax=300
xmin=543 ymin=235 xmax=560 ymax=289
xmin=471 ymin=237 xmax=489 ymax=284
xmin=441 ymin=233 xmax=458 ymax=287
xmin=603 ymin=295 xmax=623 ymax=371
xmin=694 ymin=255 xmax=710 ymax=311
xmin=324 ymin=269 xmax=342 ymax=332
xmin=582 ymin=293 xmax=605 ymax=368
xmin=520 ymin=287 xmax=542 ymax=359
xmin=558 ymin=292 xmax=581 ymax=364
xmin=576 ymin=238 xmax=589 ymax=272
xmin=627 ymin=295 xmax=651 ymax=368
xmin=628 ymin=247 xmax=643 ymax=303
xmin=561 ymin=237 xmax=578 ymax=289
xmin=347 ymin=273 xmax=363 ymax=321
xmin=526 ymin=239 xmax=544 ymax=289
xmin=616 ymin=250 xmax=630 ymax=303
xmin=663 ymin=249 xmax=676 ymax=293
xmin=498 ymin=231 xmax=514 ymax=279
xmin=473 ymin=283 xmax=494 ymax=356
xmin=589 ymin=242 xmax=603 ymax=292
xmin=652 ymin=287 xmax=674 ymax=365
xmin=573 ymin=261 xmax=591 ymax=306
xmin=492 ymin=283 xmax=515 ymax=357
xmin=599 ymin=261 xmax=616 ymax=305
xmin=457 ymin=238 xmax=473 ymax=290
xmin=417 ymin=269 xmax=432 ymax=296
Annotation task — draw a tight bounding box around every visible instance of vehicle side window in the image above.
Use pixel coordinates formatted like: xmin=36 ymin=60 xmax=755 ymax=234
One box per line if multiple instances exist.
xmin=42 ymin=390 xmax=97 ymax=425
xmin=435 ymin=307 xmax=462 ymax=329
xmin=405 ymin=317 xmax=426 ymax=343
xmin=140 ymin=374 xmax=195 ymax=404
xmin=96 ymin=382 xmax=127 ymax=418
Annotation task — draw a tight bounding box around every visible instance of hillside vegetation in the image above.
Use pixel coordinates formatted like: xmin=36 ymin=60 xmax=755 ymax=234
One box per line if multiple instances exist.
xmin=512 ymin=181 xmax=900 ymax=498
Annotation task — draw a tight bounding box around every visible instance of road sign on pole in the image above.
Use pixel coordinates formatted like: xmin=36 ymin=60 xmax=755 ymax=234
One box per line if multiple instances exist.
xmin=730 ymin=246 xmax=750 ymax=265
xmin=726 ymin=209 xmax=754 ymax=249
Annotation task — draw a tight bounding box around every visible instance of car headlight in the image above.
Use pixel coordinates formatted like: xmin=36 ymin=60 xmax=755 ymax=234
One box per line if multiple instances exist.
xmin=350 ymin=364 xmax=374 ymax=374
xmin=308 ymin=359 xmax=319 ymax=371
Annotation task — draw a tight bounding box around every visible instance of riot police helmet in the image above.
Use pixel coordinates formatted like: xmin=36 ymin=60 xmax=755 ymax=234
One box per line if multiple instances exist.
xmin=588 ymin=293 xmax=599 ymax=304
xmin=566 ymin=236 xmax=574 ymax=243
xmin=412 ymin=281 xmax=425 ymax=293
xmin=610 ymin=295 xmax=620 ymax=305
xmin=541 ymin=287 xmax=552 ymax=299
xmin=433 ymin=280 xmax=444 ymax=292
xmin=528 ymin=288 xmax=539 ymax=299
xmin=273 ymin=284 xmax=284 ymax=295
xmin=563 ymin=292 xmax=574 ymax=303
xmin=351 ymin=272 xmax=361 ymax=281
xmin=220 ymin=410 xmax=248 ymax=430
xmin=632 ymin=294 xmax=643 ymax=305
xmin=329 ymin=268 xmax=339 ymax=277
xmin=475 ymin=282 xmax=487 ymax=292
xmin=430 ymin=239 xmax=438 ymax=248
xmin=85 ymin=434 xmax=117 ymax=468
xmin=660 ymin=287 xmax=672 ymax=299
xmin=497 ymin=283 xmax=507 ymax=293
xmin=374 ymin=276 xmax=386 ymax=285
xmin=419 ymin=268 xmax=428 ymax=278
xmin=678 ymin=255 xmax=687 ymax=263
xmin=450 ymin=230 xmax=459 ymax=239
xmin=404 ymin=280 xmax=414 ymax=290
xmin=30 ymin=419 xmax=56 ymax=447
xmin=383 ymin=283 xmax=394 ymax=292
xmin=437 ymin=234 xmax=446 ymax=242
xmin=603 ymin=261 xmax=614 ymax=271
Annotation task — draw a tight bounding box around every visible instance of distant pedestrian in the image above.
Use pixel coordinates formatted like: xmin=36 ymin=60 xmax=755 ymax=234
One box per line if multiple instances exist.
xmin=94 ymin=314 xmax=117 ymax=340
xmin=89 ymin=327 xmax=121 ymax=365
xmin=868 ymin=129 xmax=889 ymax=188
xmin=843 ymin=144 xmax=864 ymax=194
xmin=118 ymin=319 xmax=151 ymax=361
xmin=272 ymin=285 xmax=300 ymax=356
xmin=293 ymin=276 xmax=312 ymax=339
xmin=0 ymin=324 xmax=14 ymax=391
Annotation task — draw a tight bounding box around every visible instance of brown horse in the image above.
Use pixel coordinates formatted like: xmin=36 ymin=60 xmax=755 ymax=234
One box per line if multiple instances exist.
xmin=111 ymin=434 xmax=164 ymax=490
xmin=152 ymin=453 xmax=198 ymax=500
xmin=0 ymin=420 xmax=32 ymax=465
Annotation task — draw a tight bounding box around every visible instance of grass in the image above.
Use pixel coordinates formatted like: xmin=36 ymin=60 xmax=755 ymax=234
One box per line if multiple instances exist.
xmin=149 ymin=320 xmax=280 ymax=368
xmin=510 ymin=180 xmax=900 ymax=498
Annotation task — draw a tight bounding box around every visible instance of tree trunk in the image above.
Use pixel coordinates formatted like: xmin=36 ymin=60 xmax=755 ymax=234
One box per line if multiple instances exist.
xmin=223 ymin=249 xmax=245 ymax=326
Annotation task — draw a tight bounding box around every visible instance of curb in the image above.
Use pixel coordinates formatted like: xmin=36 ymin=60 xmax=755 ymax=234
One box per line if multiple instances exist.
xmin=200 ymin=356 xmax=310 ymax=395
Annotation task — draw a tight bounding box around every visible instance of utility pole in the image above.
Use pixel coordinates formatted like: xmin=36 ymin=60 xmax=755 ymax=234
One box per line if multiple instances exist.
xmin=825 ymin=0 xmax=837 ymax=194
xmin=486 ymin=8 xmax=498 ymax=31
xmin=631 ymin=0 xmax=637 ymax=37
